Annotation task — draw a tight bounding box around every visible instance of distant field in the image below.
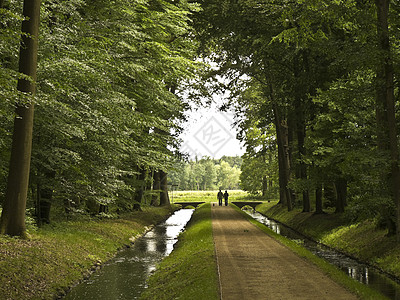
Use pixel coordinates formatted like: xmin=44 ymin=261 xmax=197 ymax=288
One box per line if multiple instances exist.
xmin=170 ymin=190 xmax=251 ymax=203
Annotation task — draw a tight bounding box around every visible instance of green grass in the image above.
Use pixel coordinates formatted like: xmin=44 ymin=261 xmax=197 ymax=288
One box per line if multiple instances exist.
xmin=171 ymin=190 xmax=249 ymax=203
xmin=0 ymin=206 xmax=173 ymax=300
xmin=141 ymin=203 xmax=219 ymax=300
xmin=232 ymin=204 xmax=388 ymax=300
xmin=257 ymin=202 xmax=348 ymax=240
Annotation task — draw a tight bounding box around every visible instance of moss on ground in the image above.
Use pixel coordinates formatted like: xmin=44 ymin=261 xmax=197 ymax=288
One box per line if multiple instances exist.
xmin=0 ymin=206 xmax=173 ymax=300
xmin=141 ymin=203 xmax=219 ymax=300
xmin=256 ymin=203 xmax=400 ymax=280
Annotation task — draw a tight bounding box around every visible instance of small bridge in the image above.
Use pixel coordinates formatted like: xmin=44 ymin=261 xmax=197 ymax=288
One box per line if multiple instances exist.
xmin=231 ymin=201 xmax=263 ymax=209
xmin=174 ymin=202 xmax=205 ymax=208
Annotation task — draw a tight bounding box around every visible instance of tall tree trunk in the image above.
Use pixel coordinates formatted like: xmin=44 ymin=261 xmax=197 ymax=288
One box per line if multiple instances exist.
xmin=273 ymin=105 xmax=293 ymax=211
xmin=296 ymin=106 xmax=310 ymax=212
xmin=0 ymin=0 xmax=41 ymax=237
xmin=35 ymin=170 xmax=55 ymax=226
xmin=159 ymin=170 xmax=170 ymax=206
xmin=375 ymin=0 xmax=400 ymax=239
xmin=287 ymin=117 xmax=296 ymax=206
xmin=151 ymin=170 xmax=160 ymax=206
xmin=134 ymin=166 xmax=146 ymax=204
xmin=262 ymin=175 xmax=268 ymax=197
xmin=335 ymin=178 xmax=347 ymax=213
xmin=293 ymin=53 xmax=310 ymax=212
xmin=315 ymin=184 xmax=323 ymax=214
xmin=276 ymin=134 xmax=287 ymax=205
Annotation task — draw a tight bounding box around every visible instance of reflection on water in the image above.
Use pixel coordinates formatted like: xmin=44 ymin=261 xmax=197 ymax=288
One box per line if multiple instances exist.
xmin=245 ymin=209 xmax=400 ymax=300
xmin=64 ymin=209 xmax=194 ymax=300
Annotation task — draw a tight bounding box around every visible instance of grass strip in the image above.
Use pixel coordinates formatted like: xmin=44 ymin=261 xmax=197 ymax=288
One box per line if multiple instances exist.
xmin=231 ymin=204 xmax=388 ymax=300
xmin=0 ymin=206 xmax=173 ymax=300
xmin=141 ymin=203 xmax=219 ymax=300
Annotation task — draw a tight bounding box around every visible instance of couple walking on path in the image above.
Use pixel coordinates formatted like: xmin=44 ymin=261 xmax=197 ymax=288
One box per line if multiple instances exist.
xmin=217 ymin=189 xmax=229 ymax=206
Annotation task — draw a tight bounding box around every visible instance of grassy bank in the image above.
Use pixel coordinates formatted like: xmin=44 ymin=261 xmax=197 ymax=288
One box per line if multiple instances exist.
xmin=0 ymin=206 xmax=173 ymax=300
xmin=256 ymin=202 xmax=400 ymax=280
xmin=141 ymin=203 xmax=219 ymax=300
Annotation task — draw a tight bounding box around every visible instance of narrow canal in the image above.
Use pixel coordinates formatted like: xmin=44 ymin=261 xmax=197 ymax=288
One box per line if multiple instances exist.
xmin=244 ymin=209 xmax=400 ymax=300
xmin=64 ymin=209 xmax=194 ymax=300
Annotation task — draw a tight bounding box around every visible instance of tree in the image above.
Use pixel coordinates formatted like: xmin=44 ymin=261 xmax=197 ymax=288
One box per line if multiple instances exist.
xmin=374 ymin=0 xmax=400 ymax=239
xmin=1 ymin=0 xmax=41 ymax=237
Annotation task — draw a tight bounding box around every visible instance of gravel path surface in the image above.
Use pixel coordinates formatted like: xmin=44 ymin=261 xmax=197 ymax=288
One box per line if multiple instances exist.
xmin=211 ymin=205 xmax=358 ymax=300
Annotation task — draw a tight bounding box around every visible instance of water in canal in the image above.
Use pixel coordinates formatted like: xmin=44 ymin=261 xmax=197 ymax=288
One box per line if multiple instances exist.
xmin=64 ymin=209 xmax=194 ymax=300
xmin=244 ymin=209 xmax=400 ymax=300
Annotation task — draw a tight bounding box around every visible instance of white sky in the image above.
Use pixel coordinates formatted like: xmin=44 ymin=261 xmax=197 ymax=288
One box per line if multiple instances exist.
xmin=179 ymin=98 xmax=245 ymax=160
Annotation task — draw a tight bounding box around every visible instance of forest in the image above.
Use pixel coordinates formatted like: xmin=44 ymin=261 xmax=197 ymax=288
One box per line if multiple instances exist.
xmin=169 ymin=156 xmax=242 ymax=191
xmin=1 ymin=0 xmax=400 ymax=243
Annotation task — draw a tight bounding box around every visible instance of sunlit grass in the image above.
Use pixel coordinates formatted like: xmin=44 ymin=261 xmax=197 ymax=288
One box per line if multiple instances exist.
xmin=170 ymin=190 xmax=251 ymax=203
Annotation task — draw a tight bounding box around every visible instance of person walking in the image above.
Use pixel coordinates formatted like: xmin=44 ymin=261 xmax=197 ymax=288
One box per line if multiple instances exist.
xmin=224 ymin=190 xmax=229 ymax=206
xmin=217 ymin=189 xmax=223 ymax=206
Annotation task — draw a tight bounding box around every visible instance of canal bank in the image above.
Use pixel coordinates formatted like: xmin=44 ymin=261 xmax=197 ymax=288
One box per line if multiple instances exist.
xmin=141 ymin=203 xmax=220 ymax=300
xmin=64 ymin=208 xmax=195 ymax=299
xmin=256 ymin=202 xmax=400 ymax=282
xmin=144 ymin=202 xmax=383 ymax=299
xmin=255 ymin=202 xmax=400 ymax=299
xmin=0 ymin=206 xmax=174 ymax=300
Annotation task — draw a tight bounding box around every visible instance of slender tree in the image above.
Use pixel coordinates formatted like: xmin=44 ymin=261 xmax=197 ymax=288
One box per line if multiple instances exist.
xmin=374 ymin=0 xmax=400 ymax=240
xmin=159 ymin=170 xmax=170 ymax=206
xmin=0 ymin=0 xmax=41 ymax=237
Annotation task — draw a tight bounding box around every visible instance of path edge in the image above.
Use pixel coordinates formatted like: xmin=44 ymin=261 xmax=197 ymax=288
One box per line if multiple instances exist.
xmin=229 ymin=203 xmax=388 ymax=300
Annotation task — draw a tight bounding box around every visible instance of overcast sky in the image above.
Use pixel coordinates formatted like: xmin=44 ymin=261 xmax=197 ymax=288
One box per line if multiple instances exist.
xmin=179 ymin=100 xmax=244 ymax=160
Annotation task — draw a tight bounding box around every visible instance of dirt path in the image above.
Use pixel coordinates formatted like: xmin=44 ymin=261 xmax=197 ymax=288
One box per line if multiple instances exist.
xmin=211 ymin=205 xmax=358 ymax=300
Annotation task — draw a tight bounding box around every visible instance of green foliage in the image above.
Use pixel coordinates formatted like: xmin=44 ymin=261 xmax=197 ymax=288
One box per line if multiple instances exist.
xmin=1 ymin=0 xmax=206 ymax=222
xmin=193 ymin=0 xmax=400 ymax=227
xmin=169 ymin=156 xmax=242 ymax=190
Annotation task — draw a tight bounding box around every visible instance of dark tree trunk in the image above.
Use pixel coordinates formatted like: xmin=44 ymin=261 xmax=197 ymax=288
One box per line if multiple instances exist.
xmin=293 ymin=53 xmax=310 ymax=212
xmin=276 ymin=137 xmax=287 ymax=205
xmin=274 ymin=105 xmax=293 ymax=211
xmin=134 ymin=166 xmax=146 ymax=204
xmin=323 ymin=183 xmax=336 ymax=207
xmin=262 ymin=175 xmax=268 ymax=197
xmin=151 ymin=170 xmax=161 ymax=206
xmin=159 ymin=170 xmax=170 ymax=206
xmin=287 ymin=117 xmax=296 ymax=206
xmin=315 ymin=185 xmax=323 ymax=214
xmin=296 ymin=109 xmax=310 ymax=212
xmin=335 ymin=178 xmax=347 ymax=213
xmin=0 ymin=0 xmax=41 ymax=237
xmin=35 ymin=170 xmax=55 ymax=226
xmin=375 ymin=0 xmax=400 ymax=240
